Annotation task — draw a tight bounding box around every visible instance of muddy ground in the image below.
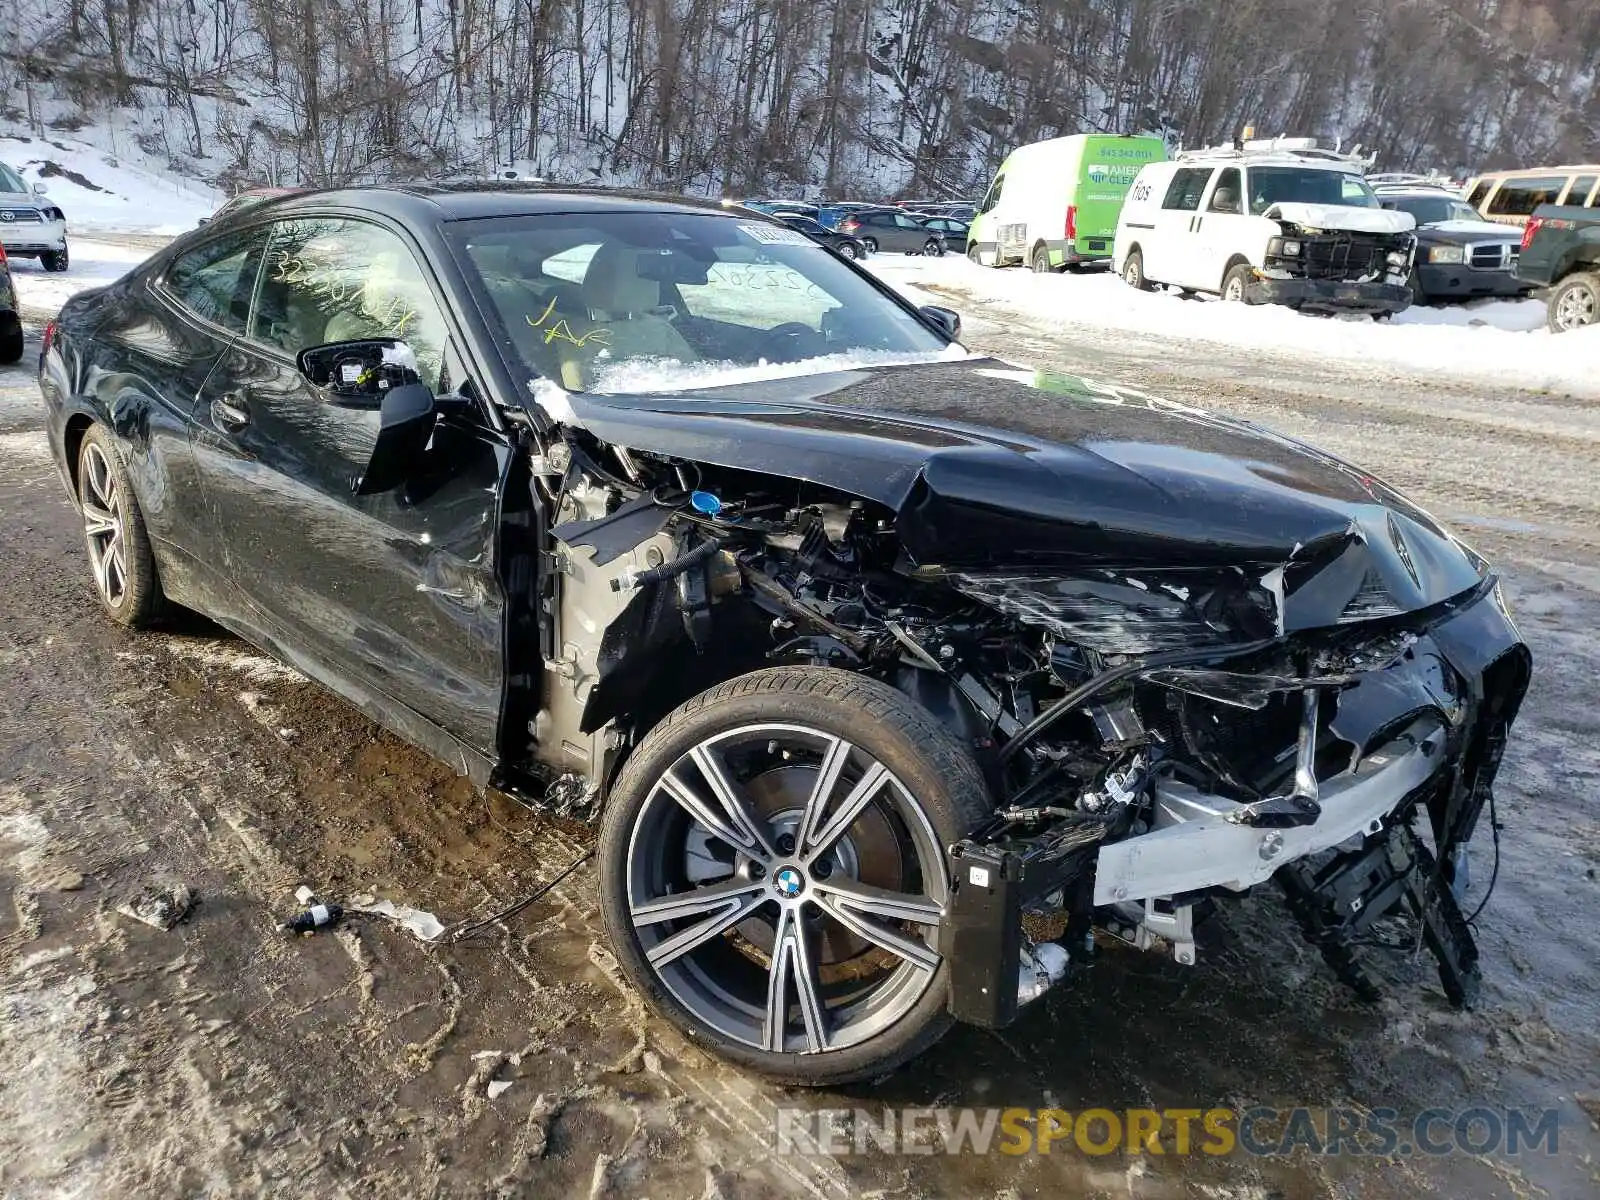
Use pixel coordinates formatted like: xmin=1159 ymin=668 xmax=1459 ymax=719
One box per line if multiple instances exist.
xmin=1 ymin=249 xmax=1597 ymax=1199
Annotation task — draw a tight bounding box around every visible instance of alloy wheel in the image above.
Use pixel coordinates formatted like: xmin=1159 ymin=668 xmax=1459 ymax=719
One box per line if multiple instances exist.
xmin=81 ymin=443 xmax=127 ymax=608
xmin=1555 ymin=284 xmax=1596 ymax=330
xmin=624 ymin=723 xmax=948 ymax=1054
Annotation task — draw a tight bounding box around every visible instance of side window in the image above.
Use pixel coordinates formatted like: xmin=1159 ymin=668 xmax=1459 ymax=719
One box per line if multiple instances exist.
xmin=1162 ymin=168 xmax=1212 ymax=212
xmin=163 ymin=228 xmax=270 ymax=331
xmin=1486 ymin=176 xmax=1565 ymax=217
xmin=894 ymin=214 xmax=921 ymax=228
xmin=1207 ymin=168 xmax=1242 ymax=213
xmin=980 ymin=175 xmax=1004 ymax=213
xmin=1565 ymin=175 xmax=1597 ymax=206
xmin=1466 ymin=179 xmax=1492 ymax=209
xmin=1340 ymin=175 xmax=1372 ymax=205
xmin=252 ymin=218 xmax=450 ymax=391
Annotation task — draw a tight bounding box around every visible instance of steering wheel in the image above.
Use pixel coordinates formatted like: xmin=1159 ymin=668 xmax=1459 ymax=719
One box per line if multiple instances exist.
xmin=762 ymin=322 xmax=823 ymax=362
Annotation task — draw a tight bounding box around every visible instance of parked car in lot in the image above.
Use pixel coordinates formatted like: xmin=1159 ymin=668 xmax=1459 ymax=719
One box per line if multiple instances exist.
xmin=0 ymin=160 xmax=70 ymax=272
xmin=39 ymin=184 xmax=1528 ymax=1086
xmin=915 ymin=215 xmax=971 ymax=246
xmin=816 ymin=202 xmax=879 ymax=230
xmin=1115 ymin=139 xmax=1416 ymax=315
xmin=1465 ymin=165 xmax=1598 ymax=229
xmin=1516 ymin=200 xmax=1600 ymax=332
xmin=1374 ymin=183 xmax=1529 ymax=304
xmin=837 ymin=208 xmax=945 ymax=255
xmin=0 ymin=242 xmax=22 ymax=362
xmin=772 ymin=211 xmax=867 ymax=259
xmin=970 ymin=133 xmax=1167 ymax=270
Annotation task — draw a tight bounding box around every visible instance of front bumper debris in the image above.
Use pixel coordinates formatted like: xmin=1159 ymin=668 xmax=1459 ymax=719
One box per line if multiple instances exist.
xmin=1248 ymin=276 xmax=1412 ymax=313
xmin=940 ymin=580 xmax=1529 ymax=1027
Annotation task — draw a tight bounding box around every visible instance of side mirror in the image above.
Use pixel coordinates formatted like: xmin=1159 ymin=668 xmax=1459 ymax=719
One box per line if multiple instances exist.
xmin=197 ymin=217 xmax=211 ymax=226
xmin=355 ymin=383 xmax=437 ymax=495
xmin=919 ymin=305 xmax=962 ymax=342
xmin=32 ymin=181 xmax=48 ymax=196
xmin=297 ymin=338 xmax=422 ymax=408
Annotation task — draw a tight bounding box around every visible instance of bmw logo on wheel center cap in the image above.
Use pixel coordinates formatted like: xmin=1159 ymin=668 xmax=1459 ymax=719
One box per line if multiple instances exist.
xmin=773 ymin=867 xmax=804 ymax=898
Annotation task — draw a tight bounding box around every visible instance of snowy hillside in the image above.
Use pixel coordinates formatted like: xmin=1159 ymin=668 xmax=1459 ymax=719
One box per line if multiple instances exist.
xmin=1 ymin=133 xmax=218 ymax=234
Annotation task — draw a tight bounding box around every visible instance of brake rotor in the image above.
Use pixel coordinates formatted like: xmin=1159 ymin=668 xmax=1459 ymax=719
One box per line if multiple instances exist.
xmin=684 ymin=763 xmax=905 ymax=967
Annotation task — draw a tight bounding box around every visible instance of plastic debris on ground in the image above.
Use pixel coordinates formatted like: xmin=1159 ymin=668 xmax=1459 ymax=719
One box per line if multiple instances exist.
xmin=116 ymin=883 xmax=195 ymax=930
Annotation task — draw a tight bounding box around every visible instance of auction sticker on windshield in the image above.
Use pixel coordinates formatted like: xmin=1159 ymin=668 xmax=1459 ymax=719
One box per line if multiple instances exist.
xmin=737 ymin=222 xmax=814 ymax=246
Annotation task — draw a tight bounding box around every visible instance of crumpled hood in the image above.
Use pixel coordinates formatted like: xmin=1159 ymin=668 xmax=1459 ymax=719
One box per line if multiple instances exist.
xmin=1264 ymin=202 xmax=1416 ymax=235
xmin=563 ymin=358 xmax=1485 ymax=625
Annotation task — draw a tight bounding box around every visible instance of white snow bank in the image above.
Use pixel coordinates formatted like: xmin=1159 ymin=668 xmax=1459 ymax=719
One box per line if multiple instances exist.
xmin=8 ymin=239 xmax=152 ymax=314
xmin=867 ymin=256 xmax=1599 ymax=398
xmin=587 ymin=343 xmax=971 ymax=395
xmin=1 ymin=133 xmax=218 ymax=234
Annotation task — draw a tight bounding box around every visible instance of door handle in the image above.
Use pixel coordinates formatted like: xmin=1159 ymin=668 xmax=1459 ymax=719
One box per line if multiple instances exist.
xmin=211 ymin=394 xmax=250 ymax=430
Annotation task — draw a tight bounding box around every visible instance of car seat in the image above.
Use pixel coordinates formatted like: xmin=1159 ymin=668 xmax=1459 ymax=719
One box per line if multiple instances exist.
xmin=553 ymin=243 xmax=698 ymax=389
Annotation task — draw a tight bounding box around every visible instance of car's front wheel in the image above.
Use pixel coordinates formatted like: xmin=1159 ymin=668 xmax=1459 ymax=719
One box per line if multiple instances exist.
xmin=77 ymin=426 xmax=166 ymax=626
xmin=924 ymin=237 xmax=944 ymax=257
xmin=599 ymin=667 xmax=991 ymax=1085
xmin=836 ymin=241 xmax=859 ymax=260
xmin=1548 ymin=271 xmax=1599 ymax=333
xmin=861 ymin=236 xmax=878 ymax=254
xmin=40 ymin=243 xmax=69 ymax=273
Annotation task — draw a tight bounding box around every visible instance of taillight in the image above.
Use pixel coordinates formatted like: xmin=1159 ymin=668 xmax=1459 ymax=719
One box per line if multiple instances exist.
xmin=1066 ymin=205 xmax=1078 ymax=241
xmin=42 ymin=320 xmax=58 ymax=355
xmin=841 ymin=219 xmax=858 ymax=232
xmin=0 ymin=242 xmax=7 ymax=264
xmin=1521 ymin=217 xmax=1542 ymax=251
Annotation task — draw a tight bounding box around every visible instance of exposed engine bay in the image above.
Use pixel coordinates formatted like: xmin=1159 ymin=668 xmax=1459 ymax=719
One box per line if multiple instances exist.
xmin=518 ymin=423 xmax=1530 ymax=1026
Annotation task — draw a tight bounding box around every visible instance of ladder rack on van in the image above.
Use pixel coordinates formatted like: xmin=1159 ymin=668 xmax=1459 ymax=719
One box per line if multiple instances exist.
xmin=1176 ymin=139 xmax=1374 ymax=171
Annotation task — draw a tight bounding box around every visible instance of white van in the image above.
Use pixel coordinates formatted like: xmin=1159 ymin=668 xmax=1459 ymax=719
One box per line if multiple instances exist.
xmin=969 ymin=133 xmax=1166 ymax=270
xmin=1113 ymin=139 xmax=1417 ymax=315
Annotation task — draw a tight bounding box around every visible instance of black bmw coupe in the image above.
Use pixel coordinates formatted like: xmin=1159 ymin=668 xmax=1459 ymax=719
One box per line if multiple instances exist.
xmin=39 ymin=184 xmax=1529 ymax=1085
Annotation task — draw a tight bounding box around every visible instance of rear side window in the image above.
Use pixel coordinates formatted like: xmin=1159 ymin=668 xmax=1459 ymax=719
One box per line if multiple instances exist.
xmin=1466 ymin=179 xmax=1492 ymax=208
xmin=1162 ymin=168 xmax=1212 ymax=212
xmin=1486 ymin=176 xmax=1566 ymax=216
xmin=1565 ymin=175 xmax=1597 ymax=206
xmin=163 ymin=227 xmax=270 ymax=331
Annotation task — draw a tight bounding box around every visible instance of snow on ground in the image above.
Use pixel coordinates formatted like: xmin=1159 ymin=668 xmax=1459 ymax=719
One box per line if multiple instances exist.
xmin=867 ymin=254 xmax=1599 ymax=399
xmin=1 ymin=132 xmax=218 ymax=234
xmin=8 ymin=240 xmax=152 ymax=315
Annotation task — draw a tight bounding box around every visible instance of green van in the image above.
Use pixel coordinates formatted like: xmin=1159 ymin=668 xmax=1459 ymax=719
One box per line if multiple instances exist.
xmin=968 ymin=133 xmax=1168 ymax=271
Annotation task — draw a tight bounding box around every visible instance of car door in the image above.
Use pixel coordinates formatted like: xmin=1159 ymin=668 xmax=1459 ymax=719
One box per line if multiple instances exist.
xmin=1189 ymin=166 xmax=1247 ymax=291
xmin=187 ymin=214 xmax=513 ymax=762
xmin=891 ymin=212 xmax=932 ymax=251
xmin=1148 ymin=166 xmax=1215 ymax=288
xmin=84 ymin=225 xmax=272 ymax=610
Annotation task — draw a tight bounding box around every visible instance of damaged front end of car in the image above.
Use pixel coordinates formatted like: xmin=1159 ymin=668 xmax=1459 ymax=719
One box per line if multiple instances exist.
xmin=1255 ymin=203 xmax=1416 ymax=313
xmin=515 ymin=361 xmax=1530 ymax=1031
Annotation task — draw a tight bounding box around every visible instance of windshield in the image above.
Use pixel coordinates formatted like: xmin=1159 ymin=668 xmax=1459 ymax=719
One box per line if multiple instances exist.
xmin=450 ymin=211 xmax=950 ymax=395
xmin=0 ymin=163 xmax=28 ymax=194
xmin=1385 ymin=196 xmax=1479 ymax=225
xmin=1247 ymin=168 xmax=1377 ymax=213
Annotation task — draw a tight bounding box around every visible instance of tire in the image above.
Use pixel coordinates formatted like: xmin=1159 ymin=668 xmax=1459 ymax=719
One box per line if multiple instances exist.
xmin=1122 ymin=248 xmax=1152 ymax=291
xmin=1221 ymin=263 xmax=1256 ymax=303
xmin=1031 ymin=247 xmax=1054 ymax=274
xmin=1547 ymin=271 xmax=1599 ymax=333
xmin=836 ymin=241 xmax=859 ymax=261
xmin=1407 ymin=270 xmax=1428 ymax=308
xmin=966 ymin=243 xmax=981 ymax=264
xmin=76 ymin=426 xmax=166 ymax=627
xmin=861 ymin=236 xmax=878 ymax=254
xmin=0 ymin=313 xmax=21 ymax=364
xmin=41 ymin=244 xmax=69 ymax=273
xmin=599 ymin=666 xmax=992 ymax=1086
xmin=924 ymin=238 xmax=943 ymax=257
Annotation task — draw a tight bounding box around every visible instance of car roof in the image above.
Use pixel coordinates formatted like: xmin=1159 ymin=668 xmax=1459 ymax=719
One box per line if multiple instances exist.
xmin=260 ymin=182 xmax=745 ymax=223
xmin=1374 ymin=187 xmax=1464 ymax=198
